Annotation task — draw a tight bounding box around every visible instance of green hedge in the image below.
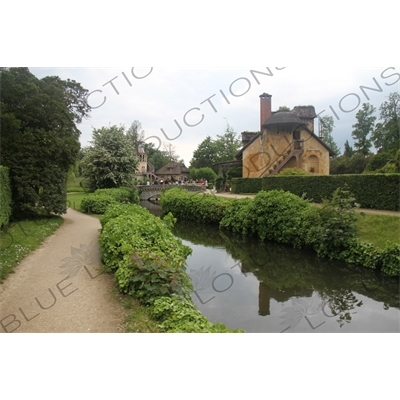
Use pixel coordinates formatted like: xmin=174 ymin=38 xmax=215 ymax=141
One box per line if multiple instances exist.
xmin=80 ymin=187 xmax=139 ymax=214
xmin=231 ymin=174 xmax=400 ymax=211
xmin=0 ymin=166 xmax=12 ymax=229
xmin=99 ymin=203 xmax=244 ymax=332
xmin=231 ymin=178 xmax=262 ymax=194
xmin=161 ymin=188 xmax=400 ymax=276
xmin=161 ymin=188 xmax=230 ymax=224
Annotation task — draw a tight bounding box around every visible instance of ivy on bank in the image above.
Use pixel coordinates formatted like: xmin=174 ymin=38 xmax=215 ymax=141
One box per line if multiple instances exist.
xmin=99 ymin=203 xmax=244 ymax=332
xmin=160 ymin=188 xmax=400 ymax=277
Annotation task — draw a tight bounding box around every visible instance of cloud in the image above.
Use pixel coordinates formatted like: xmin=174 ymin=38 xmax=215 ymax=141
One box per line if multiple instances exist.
xmin=29 ymin=67 xmax=399 ymax=165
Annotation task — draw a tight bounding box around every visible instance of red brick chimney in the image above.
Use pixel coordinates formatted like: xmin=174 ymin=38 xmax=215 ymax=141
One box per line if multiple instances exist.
xmin=260 ymin=93 xmax=272 ymax=130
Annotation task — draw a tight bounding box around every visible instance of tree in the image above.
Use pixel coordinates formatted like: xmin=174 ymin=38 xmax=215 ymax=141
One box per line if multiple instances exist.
xmin=320 ymin=116 xmax=340 ymax=157
xmin=162 ymin=142 xmax=179 ymax=162
xmin=190 ymin=136 xmax=219 ymax=170
xmin=80 ymin=125 xmax=138 ymax=191
xmin=214 ymin=123 xmax=242 ymax=162
xmin=0 ymin=67 xmax=90 ymax=217
xmin=126 ymin=120 xmax=145 ymax=150
xmin=351 ymin=103 xmax=376 ymax=156
xmin=343 ymin=140 xmax=355 ymax=158
xmin=146 ymin=144 xmax=171 ymax=172
xmin=371 ymin=92 xmax=400 ymax=154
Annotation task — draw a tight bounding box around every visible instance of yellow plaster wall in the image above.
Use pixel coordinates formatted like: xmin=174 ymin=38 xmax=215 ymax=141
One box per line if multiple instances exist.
xmin=243 ymin=127 xmax=330 ymax=177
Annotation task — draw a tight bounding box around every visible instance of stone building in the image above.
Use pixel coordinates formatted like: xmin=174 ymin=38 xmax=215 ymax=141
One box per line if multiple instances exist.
xmin=135 ymin=144 xmax=156 ymax=182
xmin=155 ymin=162 xmax=190 ymax=182
xmin=237 ymin=94 xmax=334 ymax=178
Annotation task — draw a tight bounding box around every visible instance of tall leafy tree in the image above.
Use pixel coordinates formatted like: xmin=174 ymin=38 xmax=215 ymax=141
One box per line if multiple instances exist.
xmin=351 ymin=103 xmax=376 ymax=156
xmin=0 ymin=67 xmax=90 ymax=217
xmin=320 ymin=116 xmax=340 ymax=158
xmin=126 ymin=120 xmax=145 ymax=151
xmin=343 ymin=140 xmax=355 ymax=158
xmin=190 ymin=136 xmax=219 ymax=170
xmin=214 ymin=123 xmax=242 ymax=162
xmin=80 ymin=125 xmax=138 ymax=191
xmin=371 ymin=92 xmax=400 ymax=154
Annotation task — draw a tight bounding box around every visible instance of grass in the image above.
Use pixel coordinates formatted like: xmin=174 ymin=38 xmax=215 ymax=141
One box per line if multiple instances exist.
xmin=109 ymin=284 xmax=160 ymax=332
xmin=67 ymin=192 xmax=86 ymax=211
xmin=356 ymin=214 xmax=400 ymax=248
xmin=0 ymin=216 xmax=64 ymax=282
xmin=67 ymin=177 xmax=86 ymax=193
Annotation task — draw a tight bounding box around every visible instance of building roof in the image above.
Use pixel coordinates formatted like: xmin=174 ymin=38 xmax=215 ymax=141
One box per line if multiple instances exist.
xmin=236 ymin=123 xmax=336 ymax=158
xmin=291 ymin=106 xmax=317 ymax=119
xmin=262 ymin=111 xmax=305 ymax=128
xmin=155 ymin=162 xmax=190 ymax=176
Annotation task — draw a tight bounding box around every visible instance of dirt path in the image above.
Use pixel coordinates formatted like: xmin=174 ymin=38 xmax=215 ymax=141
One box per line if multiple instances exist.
xmin=0 ymin=209 xmax=127 ymax=333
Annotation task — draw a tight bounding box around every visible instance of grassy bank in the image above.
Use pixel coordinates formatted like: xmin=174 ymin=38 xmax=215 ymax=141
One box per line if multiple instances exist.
xmin=0 ymin=217 xmax=64 ymax=282
xmin=356 ymin=214 xmax=400 ymax=248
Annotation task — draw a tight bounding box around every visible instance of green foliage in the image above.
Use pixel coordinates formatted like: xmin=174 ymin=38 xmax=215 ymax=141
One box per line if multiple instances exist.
xmin=0 ymin=68 xmax=90 ymax=218
xmin=231 ymin=178 xmax=262 ymax=194
xmin=0 ymin=216 xmax=63 ymax=281
xmin=162 ymin=186 xmax=400 ymax=276
xmin=219 ymin=198 xmax=255 ymax=237
xmin=344 ymin=140 xmax=355 ymax=158
xmin=221 ymin=190 xmax=310 ymax=247
xmin=380 ymin=243 xmax=400 ymax=276
xmin=279 ymin=168 xmax=310 ymax=176
xmin=80 ymin=187 xmax=139 ymax=214
xmin=231 ymin=174 xmax=400 ymax=211
xmin=190 ymin=125 xmax=242 ymax=172
xmin=150 ymin=295 xmax=244 ymax=333
xmin=352 ymin=103 xmax=376 ymax=156
xmin=371 ymin=92 xmax=400 ymax=154
xmin=80 ymin=125 xmax=138 ymax=191
xmin=100 ymin=203 xmax=240 ymax=331
xmin=190 ymin=167 xmax=217 ymax=182
xmin=0 ymin=166 xmax=12 ymax=229
xmin=161 ymin=188 xmax=229 ymax=224
xmin=304 ymin=186 xmax=359 ymax=258
xmin=100 ymin=204 xmax=192 ymax=302
xmin=320 ymin=115 xmax=341 ymax=157
xmin=215 ymin=175 xmax=224 ymax=192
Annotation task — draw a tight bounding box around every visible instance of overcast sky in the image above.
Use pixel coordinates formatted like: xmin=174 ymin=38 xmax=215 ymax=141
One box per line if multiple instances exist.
xmin=30 ymin=67 xmax=399 ymax=166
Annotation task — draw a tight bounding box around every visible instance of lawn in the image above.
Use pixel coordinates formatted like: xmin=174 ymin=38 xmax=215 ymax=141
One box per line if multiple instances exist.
xmin=67 ymin=192 xmax=86 ymax=211
xmin=356 ymin=213 xmax=400 ymax=248
xmin=0 ymin=216 xmax=64 ymax=282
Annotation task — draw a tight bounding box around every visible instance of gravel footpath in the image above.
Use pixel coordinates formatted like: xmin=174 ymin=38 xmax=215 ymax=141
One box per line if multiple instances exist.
xmin=0 ymin=209 xmax=127 ymax=333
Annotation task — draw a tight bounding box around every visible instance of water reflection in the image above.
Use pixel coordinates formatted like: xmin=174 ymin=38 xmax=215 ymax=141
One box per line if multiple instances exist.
xmin=141 ymin=201 xmax=400 ymax=333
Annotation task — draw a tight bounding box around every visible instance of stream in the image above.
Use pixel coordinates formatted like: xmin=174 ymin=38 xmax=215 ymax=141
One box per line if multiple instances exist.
xmin=142 ymin=200 xmax=400 ymax=333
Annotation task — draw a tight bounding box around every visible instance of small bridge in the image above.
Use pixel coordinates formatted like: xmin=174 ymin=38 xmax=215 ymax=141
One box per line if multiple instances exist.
xmin=137 ymin=185 xmax=206 ymax=201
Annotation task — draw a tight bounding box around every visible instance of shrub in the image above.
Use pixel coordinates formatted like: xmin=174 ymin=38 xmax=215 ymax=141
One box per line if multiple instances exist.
xmin=80 ymin=187 xmax=139 ymax=214
xmin=151 ymin=295 xmax=244 ymax=333
xmin=243 ymin=190 xmax=310 ymax=247
xmin=304 ymin=186 xmax=359 ymax=258
xmin=161 ymin=188 xmax=229 ymax=224
xmin=380 ymin=243 xmax=400 ymax=276
xmin=0 ymin=166 xmax=12 ymax=229
xmin=279 ymin=168 xmax=310 ymax=176
xmin=100 ymin=203 xmax=242 ymax=332
xmin=100 ymin=204 xmax=192 ymax=303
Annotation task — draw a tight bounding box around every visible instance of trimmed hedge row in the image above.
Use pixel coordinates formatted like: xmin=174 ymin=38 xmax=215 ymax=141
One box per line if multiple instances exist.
xmin=231 ymin=178 xmax=262 ymax=194
xmin=99 ymin=203 xmax=244 ymax=332
xmin=80 ymin=187 xmax=139 ymax=214
xmin=0 ymin=166 xmax=12 ymax=229
xmin=231 ymin=174 xmax=400 ymax=211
